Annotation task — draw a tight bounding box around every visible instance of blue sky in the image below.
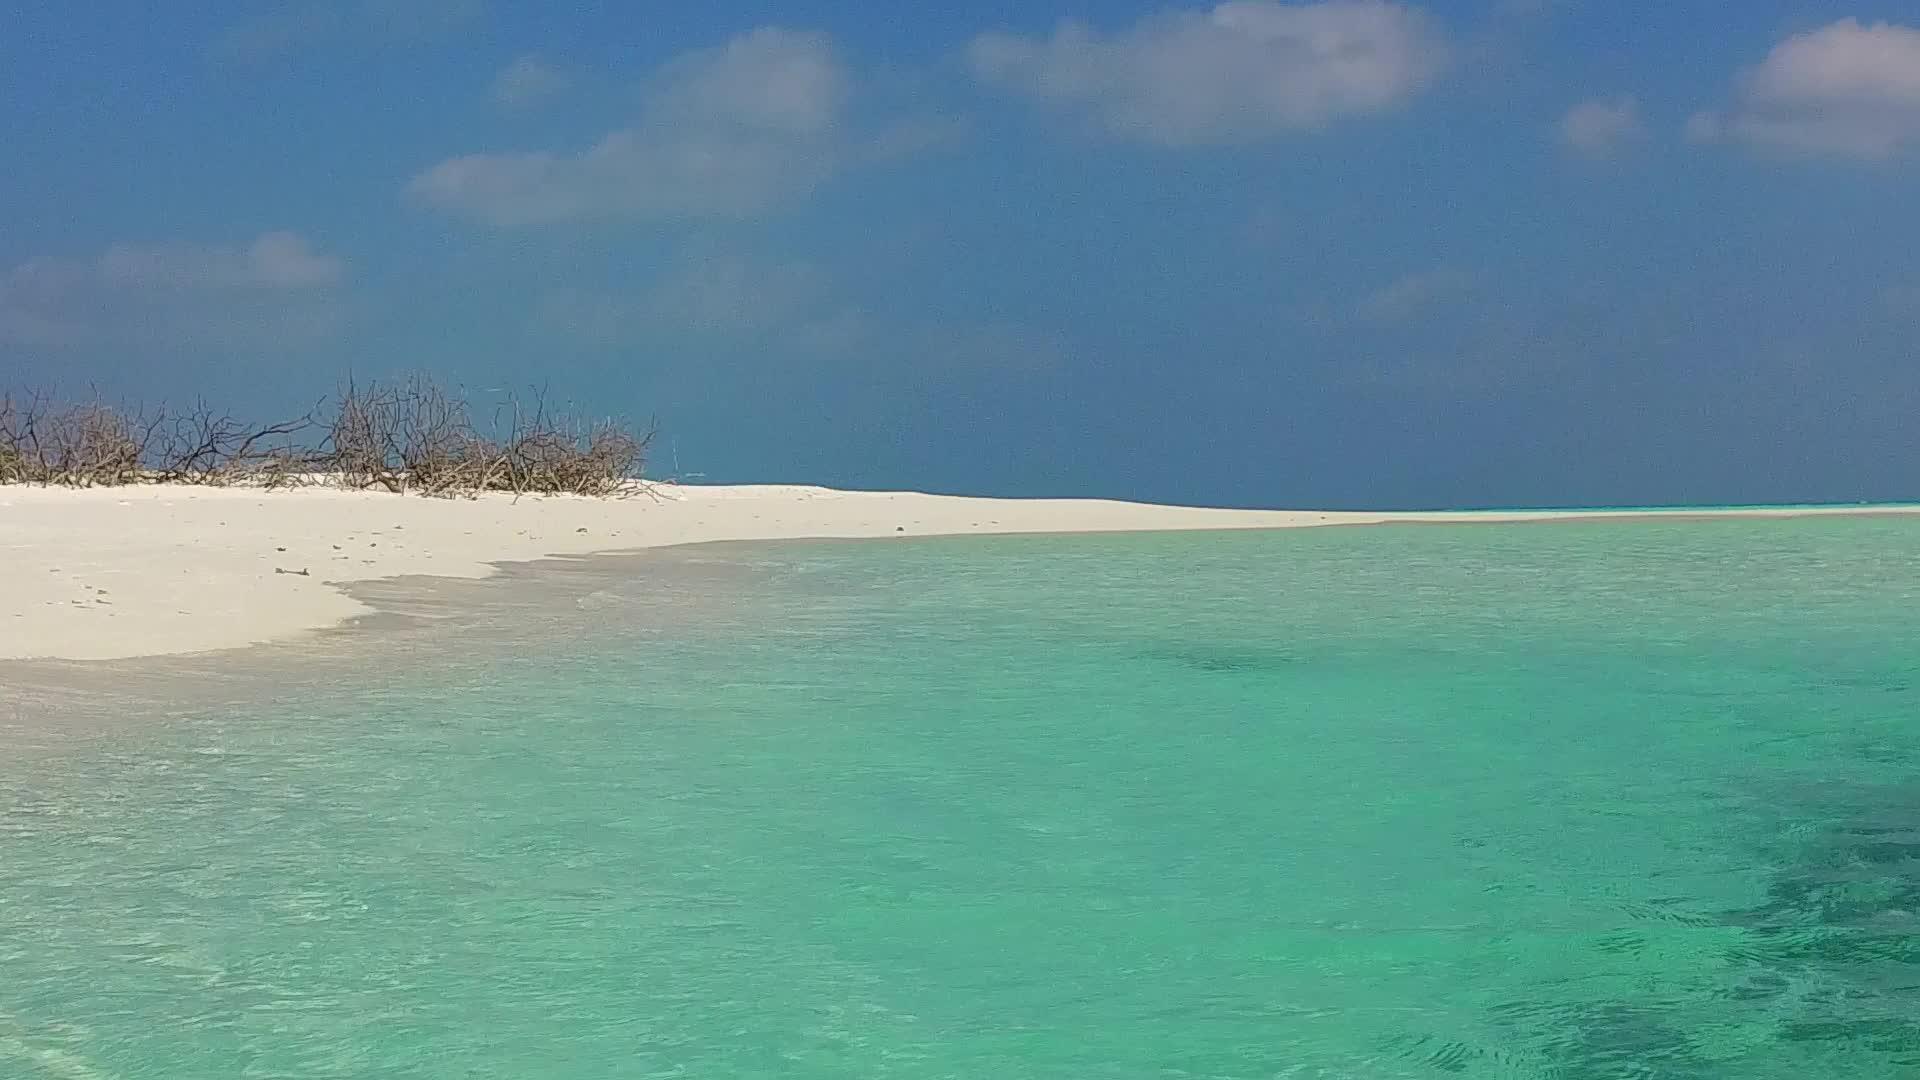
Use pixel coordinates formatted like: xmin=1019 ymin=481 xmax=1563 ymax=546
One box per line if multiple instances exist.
xmin=3 ymin=1 xmax=1918 ymax=508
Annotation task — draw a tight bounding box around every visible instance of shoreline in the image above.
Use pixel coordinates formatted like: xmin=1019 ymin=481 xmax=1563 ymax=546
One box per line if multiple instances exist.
xmin=3 ymin=482 xmax=1918 ymax=664
xmin=0 ymin=543 xmax=775 ymax=746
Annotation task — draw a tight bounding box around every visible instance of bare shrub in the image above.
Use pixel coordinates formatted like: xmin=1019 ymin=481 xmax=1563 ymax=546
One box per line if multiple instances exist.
xmin=0 ymin=392 xmax=30 ymax=484
xmin=51 ymin=403 xmax=148 ymax=486
xmin=483 ymin=387 xmax=650 ymax=498
xmin=318 ymin=376 xmax=650 ymax=498
xmin=323 ymin=378 xmax=406 ymax=493
xmin=0 ymin=376 xmax=651 ymax=496
xmin=320 ymin=376 xmax=495 ymax=495
xmin=149 ymin=401 xmax=319 ymax=487
xmin=0 ymin=392 xmax=151 ymax=487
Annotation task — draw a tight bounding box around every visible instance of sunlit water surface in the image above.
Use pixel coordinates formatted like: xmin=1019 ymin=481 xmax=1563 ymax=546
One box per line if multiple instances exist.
xmin=3 ymin=518 xmax=1918 ymax=1077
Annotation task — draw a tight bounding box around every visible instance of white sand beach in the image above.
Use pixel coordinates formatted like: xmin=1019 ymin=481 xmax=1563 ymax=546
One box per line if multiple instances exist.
xmin=3 ymin=483 xmax=1916 ymax=662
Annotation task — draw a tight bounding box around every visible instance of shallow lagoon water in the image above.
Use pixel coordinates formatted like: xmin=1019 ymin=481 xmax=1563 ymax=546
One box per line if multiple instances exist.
xmin=2 ymin=518 xmax=1918 ymax=1077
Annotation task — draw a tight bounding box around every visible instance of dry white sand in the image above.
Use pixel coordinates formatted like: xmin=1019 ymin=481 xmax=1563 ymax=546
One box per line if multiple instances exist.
xmin=2 ymin=483 xmax=1915 ymax=661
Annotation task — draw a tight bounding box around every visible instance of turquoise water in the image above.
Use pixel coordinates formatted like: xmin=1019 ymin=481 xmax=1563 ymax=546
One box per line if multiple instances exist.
xmin=3 ymin=518 xmax=1919 ymax=1077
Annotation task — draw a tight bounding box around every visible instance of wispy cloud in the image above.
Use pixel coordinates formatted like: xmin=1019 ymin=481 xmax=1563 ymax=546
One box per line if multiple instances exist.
xmin=212 ymin=0 xmax=485 ymax=63
xmin=411 ymin=27 xmax=912 ymax=225
xmin=1558 ymin=96 xmax=1643 ymax=159
xmin=536 ymin=250 xmax=1068 ymax=374
xmin=0 ymin=233 xmax=347 ymax=347
xmin=969 ymin=1 xmax=1449 ymax=146
xmin=1689 ymin=19 xmax=1920 ymax=159
xmin=92 ymin=232 xmax=346 ymax=290
xmin=1885 ymin=282 xmax=1920 ymax=315
xmin=538 ymin=253 xmax=843 ymax=344
xmin=492 ymin=53 xmax=569 ymax=108
xmin=1496 ymin=0 xmax=1573 ymax=15
xmin=1356 ymin=267 xmax=1477 ymax=323
xmin=361 ymin=0 xmax=486 ymax=40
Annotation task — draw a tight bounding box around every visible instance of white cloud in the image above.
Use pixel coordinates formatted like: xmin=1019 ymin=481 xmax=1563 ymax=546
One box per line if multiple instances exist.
xmin=1690 ymin=19 xmax=1920 ymax=159
xmin=648 ymin=28 xmax=848 ymax=136
xmin=969 ymin=1 xmax=1448 ymax=145
xmin=1558 ymin=96 xmax=1642 ymax=158
xmin=95 ymin=232 xmax=345 ymax=290
xmin=0 ymin=233 xmax=346 ymax=347
xmin=493 ymin=53 xmax=569 ymax=107
xmin=412 ymin=28 xmax=858 ymax=225
xmin=1356 ymin=267 xmax=1476 ymax=322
